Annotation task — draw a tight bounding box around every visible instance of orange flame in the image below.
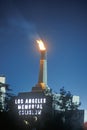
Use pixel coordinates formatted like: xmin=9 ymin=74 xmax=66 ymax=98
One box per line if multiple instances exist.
xmin=36 ymin=40 xmax=46 ymax=51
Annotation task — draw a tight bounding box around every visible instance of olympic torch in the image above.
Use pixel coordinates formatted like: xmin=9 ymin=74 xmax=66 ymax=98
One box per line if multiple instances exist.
xmin=36 ymin=39 xmax=47 ymax=90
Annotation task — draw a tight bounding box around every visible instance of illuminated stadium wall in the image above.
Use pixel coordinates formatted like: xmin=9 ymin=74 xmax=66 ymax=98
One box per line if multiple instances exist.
xmin=14 ymin=91 xmax=52 ymax=116
xmin=13 ymin=40 xmax=52 ymax=117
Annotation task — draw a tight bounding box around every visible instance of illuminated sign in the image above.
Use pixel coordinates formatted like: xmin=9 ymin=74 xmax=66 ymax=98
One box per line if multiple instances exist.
xmin=15 ymin=98 xmax=46 ymax=116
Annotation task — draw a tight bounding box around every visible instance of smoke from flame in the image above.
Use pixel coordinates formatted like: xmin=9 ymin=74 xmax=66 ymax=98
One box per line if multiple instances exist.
xmin=36 ymin=40 xmax=46 ymax=51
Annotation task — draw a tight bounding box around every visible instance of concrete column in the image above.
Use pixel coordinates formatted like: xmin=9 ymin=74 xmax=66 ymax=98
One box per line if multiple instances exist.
xmin=38 ymin=50 xmax=47 ymax=85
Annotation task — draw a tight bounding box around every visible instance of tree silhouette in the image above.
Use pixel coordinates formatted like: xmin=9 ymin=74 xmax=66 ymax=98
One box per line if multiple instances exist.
xmin=56 ymin=86 xmax=81 ymax=111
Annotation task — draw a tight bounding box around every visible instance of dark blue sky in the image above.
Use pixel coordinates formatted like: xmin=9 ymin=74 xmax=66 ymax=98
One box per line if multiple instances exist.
xmin=0 ymin=0 xmax=87 ymax=109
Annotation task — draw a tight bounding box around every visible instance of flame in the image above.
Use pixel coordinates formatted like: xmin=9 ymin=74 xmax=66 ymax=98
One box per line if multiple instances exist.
xmin=36 ymin=40 xmax=46 ymax=51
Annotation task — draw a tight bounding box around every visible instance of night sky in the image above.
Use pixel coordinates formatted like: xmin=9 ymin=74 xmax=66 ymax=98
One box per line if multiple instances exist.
xmin=0 ymin=0 xmax=87 ymax=109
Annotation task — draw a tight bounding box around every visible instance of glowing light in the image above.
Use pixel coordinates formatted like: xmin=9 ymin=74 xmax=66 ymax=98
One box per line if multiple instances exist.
xmin=36 ymin=40 xmax=46 ymax=51
xmin=40 ymin=83 xmax=46 ymax=89
xmin=24 ymin=120 xmax=29 ymax=125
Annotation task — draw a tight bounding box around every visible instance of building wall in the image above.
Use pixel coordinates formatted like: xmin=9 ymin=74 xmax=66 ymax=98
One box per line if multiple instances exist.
xmin=65 ymin=110 xmax=84 ymax=130
xmin=14 ymin=91 xmax=52 ymax=117
xmin=84 ymin=110 xmax=87 ymax=123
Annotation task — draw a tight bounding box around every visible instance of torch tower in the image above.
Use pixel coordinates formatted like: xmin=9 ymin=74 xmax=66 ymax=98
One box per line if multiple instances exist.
xmin=32 ymin=39 xmax=49 ymax=92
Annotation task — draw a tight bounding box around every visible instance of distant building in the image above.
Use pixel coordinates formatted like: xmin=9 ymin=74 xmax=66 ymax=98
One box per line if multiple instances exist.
xmin=0 ymin=75 xmax=6 ymax=111
xmin=84 ymin=110 xmax=87 ymax=123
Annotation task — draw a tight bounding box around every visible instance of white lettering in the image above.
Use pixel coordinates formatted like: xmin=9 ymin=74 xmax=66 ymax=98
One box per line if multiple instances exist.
xmin=32 ymin=104 xmax=34 ymax=109
xmin=32 ymin=99 xmax=34 ymax=103
xmin=28 ymin=110 xmax=32 ymax=115
xmin=18 ymin=105 xmax=21 ymax=109
xmin=29 ymin=99 xmax=31 ymax=103
xmin=18 ymin=99 xmax=20 ymax=104
xmin=25 ymin=110 xmax=29 ymax=115
xmin=43 ymin=98 xmax=46 ymax=103
xmin=38 ymin=99 xmax=40 ymax=103
xmin=22 ymin=105 xmax=24 ymax=109
xmin=37 ymin=104 xmax=39 ymax=109
xmin=25 ymin=99 xmax=28 ymax=103
xmin=25 ymin=105 xmax=28 ymax=109
xmin=35 ymin=98 xmax=37 ymax=103
xmin=29 ymin=104 xmax=31 ymax=109
xmin=35 ymin=110 xmax=38 ymax=115
xmin=19 ymin=110 xmax=21 ymax=115
xmin=21 ymin=110 xmax=25 ymax=115
xmin=38 ymin=110 xmax=41 ymax=115
xmin=21 ymin=99 xmax=23 ymax=104
xmin=15 ymin=99 xmax=17 ymax=104
xmin=40 ymin=104 xmax=43 ymax=109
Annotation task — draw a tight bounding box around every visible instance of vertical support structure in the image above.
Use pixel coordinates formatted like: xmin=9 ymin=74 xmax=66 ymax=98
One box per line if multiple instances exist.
xmin=32 ymin=40 xmax=48 ymax=92
xmin=38 ymin=50 xmax=47 ymax=89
